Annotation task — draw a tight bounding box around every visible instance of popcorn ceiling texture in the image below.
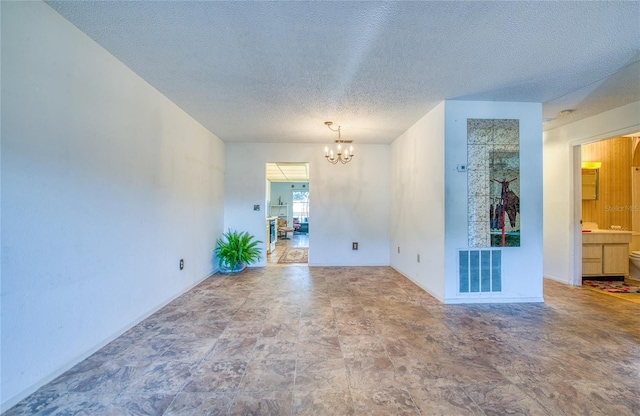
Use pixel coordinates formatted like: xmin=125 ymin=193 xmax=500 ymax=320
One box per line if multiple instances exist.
xmin=46 ymin=1 xmax=639 ymax=143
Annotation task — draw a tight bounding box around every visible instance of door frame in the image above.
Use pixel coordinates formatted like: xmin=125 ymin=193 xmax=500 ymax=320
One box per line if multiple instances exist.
xmin=570 ymin=127 xmax=640 ymax=286
xmin=571 ymin=145 xmax=583 ymax=286
xmin=264 ymin=162 xmax=311 ymax=266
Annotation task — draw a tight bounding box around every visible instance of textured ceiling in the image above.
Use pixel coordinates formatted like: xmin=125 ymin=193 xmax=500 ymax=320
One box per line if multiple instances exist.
xmin=47 ymin=1 xmax=640 ymax=144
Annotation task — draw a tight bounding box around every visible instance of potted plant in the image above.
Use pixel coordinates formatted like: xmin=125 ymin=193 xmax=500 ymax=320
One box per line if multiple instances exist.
xmin=214 ymin=229 xmax=262 ymax=273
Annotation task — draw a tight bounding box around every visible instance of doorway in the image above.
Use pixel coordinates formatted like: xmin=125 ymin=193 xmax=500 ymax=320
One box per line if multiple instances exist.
xmin=265 ymin=162 xmax=310 ymax=266
xmin=572 ymin=132 xmax=640 ymax=286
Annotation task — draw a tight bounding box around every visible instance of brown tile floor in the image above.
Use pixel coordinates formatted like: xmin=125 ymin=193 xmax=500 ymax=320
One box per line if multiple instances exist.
xmin=5 ymin=267 xmax=640 ymax=415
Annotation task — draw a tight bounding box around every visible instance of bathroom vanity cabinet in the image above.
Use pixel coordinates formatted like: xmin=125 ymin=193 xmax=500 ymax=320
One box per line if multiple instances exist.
xmin=582 ymin=231 xmax=631 ymax=277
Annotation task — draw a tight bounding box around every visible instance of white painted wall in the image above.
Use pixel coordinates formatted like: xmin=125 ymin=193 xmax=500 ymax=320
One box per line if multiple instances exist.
xmin=444 ymin=101 xmax=544 ymax=303
xmin=224 ymin=143 xmax=390 ymax=266
xmin=1 ymin=2 xmax=225 ymax=410
xmin=543 ymin=101 xmax=640 ymax=284
xmin=390 ymin=101 xmax=543 ymax=303
xmin=390 ymin=103 xmax=446 ymax=300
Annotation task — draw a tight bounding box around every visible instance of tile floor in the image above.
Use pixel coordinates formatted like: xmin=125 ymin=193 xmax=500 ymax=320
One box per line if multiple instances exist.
xmin=267 ymin=234 xmax=308 ymax=265
xmin=5 ymin=267 xmax=640 ymax=415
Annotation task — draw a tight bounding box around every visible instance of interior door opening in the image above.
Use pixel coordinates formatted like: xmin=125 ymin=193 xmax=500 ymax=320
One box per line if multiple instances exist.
xmin=265 ymin=162 xmax=310 ymax=266
xmin=572 ymin=131 xmax=640 ymax=287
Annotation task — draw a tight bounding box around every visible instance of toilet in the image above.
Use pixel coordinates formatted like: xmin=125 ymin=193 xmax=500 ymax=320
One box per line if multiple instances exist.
xmin=629 ymin=252 xmax=640 ymax=281
xmin=629 ymin=233 xmax=640 ymax=281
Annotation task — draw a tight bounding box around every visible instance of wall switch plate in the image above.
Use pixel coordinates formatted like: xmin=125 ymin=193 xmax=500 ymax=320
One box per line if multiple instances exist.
xmin=457 ymin=164 xmax=467 ymax=172
xmin=179 ymin=259 xmax=184 ymax=270
xmin=352 ymin=242 xmax=358 ymax=250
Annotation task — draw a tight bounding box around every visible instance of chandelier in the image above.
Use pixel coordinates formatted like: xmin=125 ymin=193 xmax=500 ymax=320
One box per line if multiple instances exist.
xmin=324 ymin=121 xmax=354 ymax=164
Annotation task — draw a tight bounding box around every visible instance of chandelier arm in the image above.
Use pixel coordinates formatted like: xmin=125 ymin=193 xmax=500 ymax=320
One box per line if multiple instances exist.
xmin=325 ymin=155 xmax=339 ymax=165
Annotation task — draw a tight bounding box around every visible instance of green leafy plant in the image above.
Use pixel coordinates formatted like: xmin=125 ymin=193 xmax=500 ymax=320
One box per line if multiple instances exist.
xmin=214 ymin=229 xmax=262 ymax=272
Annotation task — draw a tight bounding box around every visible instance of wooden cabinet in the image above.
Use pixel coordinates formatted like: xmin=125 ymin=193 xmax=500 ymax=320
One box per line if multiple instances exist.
xmin=582 ymin=231 xmax=631 ymax=277
xmin=582 ymin=244 xmax=603 ymax=275
xmin=603 ymin=244 xmax=629 ymax=275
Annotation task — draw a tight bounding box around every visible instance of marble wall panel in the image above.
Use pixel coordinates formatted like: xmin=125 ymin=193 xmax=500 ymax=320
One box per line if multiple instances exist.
xmin=467 ymin=119 xmax=520 ymax=248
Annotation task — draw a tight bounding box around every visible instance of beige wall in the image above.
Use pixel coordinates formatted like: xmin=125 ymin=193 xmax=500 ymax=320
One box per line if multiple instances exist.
xmin=581 ymin=137 xmax=633 ymax=230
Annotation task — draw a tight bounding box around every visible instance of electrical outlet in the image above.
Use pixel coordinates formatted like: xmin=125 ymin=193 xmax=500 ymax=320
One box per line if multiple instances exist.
xmin=352 ymin=242 xmax=358 ymax=250
xmin=179 ymin=259 xmax=184 ymax=270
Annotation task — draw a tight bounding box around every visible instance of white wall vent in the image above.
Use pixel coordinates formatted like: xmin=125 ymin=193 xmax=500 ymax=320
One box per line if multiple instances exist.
xmin=459 ymin=249 xmax=502 ymax=293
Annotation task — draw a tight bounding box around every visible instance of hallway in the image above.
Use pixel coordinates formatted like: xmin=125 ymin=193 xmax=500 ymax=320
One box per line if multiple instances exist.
xmin=5 ymin=268 xmax=639 ymax=415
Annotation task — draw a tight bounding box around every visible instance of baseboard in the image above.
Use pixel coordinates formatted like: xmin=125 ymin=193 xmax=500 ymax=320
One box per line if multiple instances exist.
xmin=443 ymin=296 xmax=545 ymax=304
xmin=543 ymin=273 xmax=572 ymax=285
xmin=1 ymin=273 xmax=214 ymax=413
xmin=391 ymin=266 xmax=547 ymax=304
xmin=390 ymin=266 xmax=445 ymax=303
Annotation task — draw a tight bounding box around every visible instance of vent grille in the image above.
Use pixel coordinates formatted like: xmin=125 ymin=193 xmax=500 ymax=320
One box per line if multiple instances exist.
xmin=459 ymin=249 xmax=502 ymax=293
